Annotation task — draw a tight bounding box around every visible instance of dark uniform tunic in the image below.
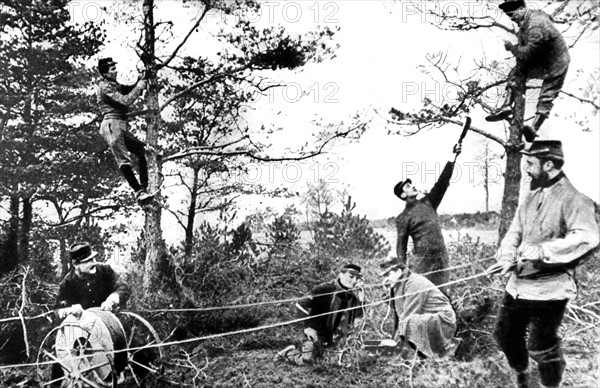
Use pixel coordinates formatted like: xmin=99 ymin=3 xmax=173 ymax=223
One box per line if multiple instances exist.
xmin=396 ymin=162 xmax=454 ymax=286
xmin=298 ymin=279 xmax=363 ymax=344
xmin=508 ymin=9 xmax=570 ymax=117
xmin=55 ymin=264 xmax=131 ymax=310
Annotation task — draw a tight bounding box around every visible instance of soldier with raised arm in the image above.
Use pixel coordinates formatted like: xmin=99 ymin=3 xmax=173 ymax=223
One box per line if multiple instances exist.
xmin=393 ymin=143 xmax=461 ymax=287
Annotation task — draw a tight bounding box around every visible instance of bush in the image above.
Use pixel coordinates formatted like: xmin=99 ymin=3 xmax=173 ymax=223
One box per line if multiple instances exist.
xmin=312 ymin=195 xmax=391 ymax=262
xmin=0 ymin=266 xmax=57 ymax=365
xmin=445 ymin=234 xmax=502 ymax=360
xmin=268 ymin=214 xmax=301 ymax=257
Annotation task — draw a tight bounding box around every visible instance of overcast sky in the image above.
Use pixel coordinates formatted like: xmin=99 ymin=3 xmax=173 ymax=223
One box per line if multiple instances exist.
xmin=70 ymin=0 xmax=599 ymax=244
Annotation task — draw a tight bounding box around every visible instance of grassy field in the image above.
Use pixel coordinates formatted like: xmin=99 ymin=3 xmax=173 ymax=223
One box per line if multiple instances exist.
xmin=137 ymin=226 xmax=600 ymax=388
xmin=3 ymin=225 xmax=598 ymax=388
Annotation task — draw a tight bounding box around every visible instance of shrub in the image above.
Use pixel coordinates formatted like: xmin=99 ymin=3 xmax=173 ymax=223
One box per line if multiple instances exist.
xmin=312 ymin=195 xmax=391 ymax=262
xmin=268 ymin=214 xmax=301 ymax=257
xmin=0 ymin=266 xmax=57 ymax=365
xmin=445 ymin=234 xmax=501 ymax=360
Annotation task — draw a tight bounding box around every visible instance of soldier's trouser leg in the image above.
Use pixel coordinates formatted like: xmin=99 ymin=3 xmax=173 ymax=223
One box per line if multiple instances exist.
xmin=412 ymin=254 xmax=448 ymax=288
xmin=528 ymin=299 xmax=568 ymax=388
xmin=123 ymin=131 xmax=148 ymax=190
xmin=537 ymin=68 xmax=568 ymax=118
xmin=50 ymin=363 xmax=64 ymax=387
xmin=493 ymin=293 xmax=530 ymax=373
xmin=119 ymin=165 xmax=142 ymax=192
xmin=505 ymin=65 xmax=525 ymax=100
xmin=100 ymin=119 xmax=141 ymax=192
xmin=486 ymin=66 xmax=521 ymax=122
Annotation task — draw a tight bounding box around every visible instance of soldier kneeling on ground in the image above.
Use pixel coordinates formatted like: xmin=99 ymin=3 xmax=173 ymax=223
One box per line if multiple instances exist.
xmin=380 ymin=258 xmax=460 ymax=361
xmin=276 ymin=264 xmax=365 ymax=365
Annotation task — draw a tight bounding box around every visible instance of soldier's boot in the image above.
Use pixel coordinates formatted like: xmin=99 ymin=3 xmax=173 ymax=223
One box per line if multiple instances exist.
xmin=274 ymin=345 xmax=299 ymax=363
xmin=521 ymin=113 xmax=546 ymax=142
xmin=486 ymin=89 xmax=514 ymax=122
xmin=136 ymin=190 xmax=156 ymax=207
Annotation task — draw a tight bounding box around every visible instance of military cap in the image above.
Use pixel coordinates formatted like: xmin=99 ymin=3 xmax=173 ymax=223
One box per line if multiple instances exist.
xmin=341 ymin=263 xmax=363 ymax=278
xmin=379 ymin=257 xmax=406 ymax=276
xmin=393 ymin=178 xmax=412 ymax=199
xmin=499 ymin=0 xmax=526 ymax=13
xmin=68 ymin=242 xmax=98 ymax=264
xmin=97 ymin=57 xmax=117 ymax=73
xmin=520 ymin=140 xmax=564 ymax=160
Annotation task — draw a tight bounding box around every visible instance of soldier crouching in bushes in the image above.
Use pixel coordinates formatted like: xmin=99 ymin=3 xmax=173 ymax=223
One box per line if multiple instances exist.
xmin=380 ymin=258 xmax=460 ymax=360
xmin=275 ymin=264 xmax=365 ymax=365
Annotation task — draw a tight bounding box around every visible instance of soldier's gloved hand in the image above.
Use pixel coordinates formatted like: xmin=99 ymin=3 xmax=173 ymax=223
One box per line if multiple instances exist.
xmin=517 ymin=244 xmax=544 ymax=262
xmin=71 ymin=304 xmax=84 ymax=318
xmin=57 ymin=307 xmax=69 ymax=320
xmin=452 ymin=143 xmax=462 ymax=156
xmin=101 ymin=293 xmax=120 ymax=311
xmin=354 ymin=278 xmax=365 ymax=302
xmin=58 ymin=304 xmax=84 ymax=319
xmin=353 ymin=317 xmax=364 ymax=329
xmin=304 ymin=327 xmax=318 ymax=342
xmin=485 ymin=261 xmax=515 ymax=277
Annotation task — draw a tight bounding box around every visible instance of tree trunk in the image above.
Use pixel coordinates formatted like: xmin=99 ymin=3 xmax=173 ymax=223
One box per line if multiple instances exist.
xmin=0 ymin=196 xmax=20 ymax=274
xmin=484 ymin=171 xmax=490 ymax=213
xmin=498 ymin=75 xmax=524 ymax=241
xmin=484 ymin=147 xmax=490 ymax=213
xmin=142 ymin=0 xmax=166 ymax=293
xmin=18 ymin=197 xmax=32 ymax=263
xmin=184 ymin=165 xmax=201 ymax=256
xmin=59 ymin=238 xmax=68 ymax=277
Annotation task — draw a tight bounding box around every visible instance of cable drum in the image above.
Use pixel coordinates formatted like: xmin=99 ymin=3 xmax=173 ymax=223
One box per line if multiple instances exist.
xmin=56 ymin=308 xmax=127 ymax=382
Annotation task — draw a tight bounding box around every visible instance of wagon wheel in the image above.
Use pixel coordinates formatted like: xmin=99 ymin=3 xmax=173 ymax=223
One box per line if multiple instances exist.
xmin=37 ymin=324 xmax=117 ymax=388
xmin=117 ymin=311 xmax=163 ymax=386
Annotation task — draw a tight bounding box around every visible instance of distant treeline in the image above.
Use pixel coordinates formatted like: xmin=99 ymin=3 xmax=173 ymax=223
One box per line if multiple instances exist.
xmin=368 ymin=211 xmax=501 ymax=231
xmin=298 ymin=211 xmax=502 ymax=231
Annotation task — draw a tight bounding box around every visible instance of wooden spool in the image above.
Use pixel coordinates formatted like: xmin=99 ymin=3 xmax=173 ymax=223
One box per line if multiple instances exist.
xmin=55 ymin=308 xmax=127 ymax=382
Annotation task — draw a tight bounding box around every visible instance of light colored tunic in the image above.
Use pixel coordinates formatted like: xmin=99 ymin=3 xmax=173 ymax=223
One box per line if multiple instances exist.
xmin=390 ymin=272 xmax=457 ymax=358
xmin=498 ymin=175 xmax=599 ymax=300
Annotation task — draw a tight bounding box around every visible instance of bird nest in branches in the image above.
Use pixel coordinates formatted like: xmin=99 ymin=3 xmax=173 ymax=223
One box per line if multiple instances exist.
xmin=251 ymin=40 xmax=306 ymax=70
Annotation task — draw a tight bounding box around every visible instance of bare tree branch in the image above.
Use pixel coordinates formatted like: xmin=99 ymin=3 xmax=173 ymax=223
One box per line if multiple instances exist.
xmin=43 ymin=205 xmax=121 ymax=227
xmin=551 ymin=0 xmax=570 ymax=18
xmin=438 ymin=117 xmax=506 ymax=146
xmin=164 ymin=135 xmax=251 ymax=161
xmin=560 ymin=89 xmax=600 ymax=110
xmin=163 ymin=121 xmax=368 ymax=163
xmin=159 ymin=73 xmax=227 ymax=112
xmin=414 ymin=0 xmax=515 ymax=35
xmin=159 ymin=3 xmax=211 ymax=68
xmin=164 ymin=206 xmax=188 ymax=229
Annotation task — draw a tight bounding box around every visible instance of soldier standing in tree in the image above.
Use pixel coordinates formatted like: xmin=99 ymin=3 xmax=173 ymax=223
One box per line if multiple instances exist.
xmin=96 ymin=57 xmax=154 ymax=205
xmin=485 ymin=0 xmax=570 ymax=142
